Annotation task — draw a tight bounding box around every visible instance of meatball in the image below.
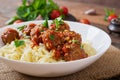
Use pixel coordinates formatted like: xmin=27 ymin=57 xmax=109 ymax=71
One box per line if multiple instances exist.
xmin=49 ymin=22 xmax=70 ymax=31
xmin=52 ymin=48 xmax=61 ymax=60
xmin=1 ymin=28 xmax=19 ymax=44
xmin=63 ymin=43 xmax=88 ymax=61
xmin=23 ymin=23 xmax=36 ymax=36
xmin=63 ymin=30 xmax=82 ymax=45
xmin=39 ymin=24 xmax=48 ymax=32
xmin=30 ymin=26 xmax=41 ymax=46
xmin=30 ymin=24 xmax=48 ymax=46
xmin=42 ymin=30 xmax=64 ymax=50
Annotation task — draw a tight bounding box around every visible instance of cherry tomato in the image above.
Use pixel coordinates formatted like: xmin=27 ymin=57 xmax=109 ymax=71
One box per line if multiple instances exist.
xmin=79 ymin=19 xmax=90 ymax=24
xmin=50 ymin=10 xmax=61 ymax=19
xmin=108 ymin=14 xmax=118 ymax=22
xmin=61 ymin=6 xmax=68 ymax=15
xmin=14 ymin=20 xmax=23 ymax=24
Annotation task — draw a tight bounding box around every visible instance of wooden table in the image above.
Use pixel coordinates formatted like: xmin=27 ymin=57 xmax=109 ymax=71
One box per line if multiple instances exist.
xmin=0 ymin=0 xmax=120 ymax=79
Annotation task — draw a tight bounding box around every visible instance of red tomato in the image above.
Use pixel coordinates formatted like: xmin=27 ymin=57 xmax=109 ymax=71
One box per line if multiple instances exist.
xmin=79 ymin=19 xmax=90 ymax=24
xmin=108 ymin=14 xmax=118 ymax=22
xmin=14 ymin=20 xmax=23 ymax=24
xmin=61 ymin=6 xmax=68 ymax=15
xmin=50 ymin=10 xmax=61 ymax=19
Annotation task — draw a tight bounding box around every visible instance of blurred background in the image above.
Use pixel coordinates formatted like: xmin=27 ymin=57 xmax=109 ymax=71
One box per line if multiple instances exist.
xmin=69 ymin=0 xmax=119 ymax=8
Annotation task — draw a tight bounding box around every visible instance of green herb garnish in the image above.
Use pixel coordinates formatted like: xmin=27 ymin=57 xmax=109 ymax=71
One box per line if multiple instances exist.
xmin=53 ymin=16 xmax=64 ymax=30
xmin=104 ymin=8 xmax=115 ymax=21
xmin=17 ymin=25 xmax=26 ymax=31
xmin=54 ymin=19 xmax=59 ymax=30
xmin=16 ymin=0 xmax=59 ymax=21
xmin=72 ymin=39 xmax=78 ymax=43
xmin=5 ymin=16 xmax=20 ymax=25
xmin=14 ymin=40 xmax=25 ymax=47
xmin=6 ymin=0 xmax=61 ymax=24
xmin=49 ymin=35 xmax=55 ymax=40
xmin=40 ymin=30 xmax=44 ymax=32
xmin=80 ymin=45 xmax=84 ymax=49
xmin=42 ymin=17 xmax=49 ymax=28
xmin=22 ymin=0 xmax=27 ymax=6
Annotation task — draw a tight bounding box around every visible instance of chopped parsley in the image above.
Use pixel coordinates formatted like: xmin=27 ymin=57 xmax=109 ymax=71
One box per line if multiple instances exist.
xmin=72 ymin=39 xmax=78 ymax=43
xmin=54 ymin=19 xmax=59 ymax=30
xmin=40 ymin=30 xmax=44 ymax=32
xmin=49 ymin=35 xmax=55 ymax=40
xmin=80 ymin=45 xmax=84 ymax=49
xmin=14 ymin=40 xmax=25 ymax=47
xmin=42 ymin=17 xmax=48 ymax=28
xmin=53 ymin=16 xmax=64 ymax=30
xmin=17 ymin=25 xmax=26 ymax=31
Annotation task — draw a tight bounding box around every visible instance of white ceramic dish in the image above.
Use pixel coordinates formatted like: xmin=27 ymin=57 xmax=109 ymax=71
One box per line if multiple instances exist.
xmin=0 ymin=21 xmax=111 ymax=77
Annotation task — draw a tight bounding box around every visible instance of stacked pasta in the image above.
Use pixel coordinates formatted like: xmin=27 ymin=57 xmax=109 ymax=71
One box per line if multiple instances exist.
xmin=0 ymin=39 xmax=64 ymax=63
xmin=0 ymin=39 xmax=96 ymax=63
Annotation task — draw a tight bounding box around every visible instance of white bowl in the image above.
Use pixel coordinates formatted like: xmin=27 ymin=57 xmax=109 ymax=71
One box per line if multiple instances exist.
xmin=0 ymin=21 xmax=111 ymax=77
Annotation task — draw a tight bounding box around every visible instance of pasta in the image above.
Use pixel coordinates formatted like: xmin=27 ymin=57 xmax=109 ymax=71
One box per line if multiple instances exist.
xmin=0 ymin=39 xmax=65 ymax=63
xmin=0 ymin=39 xmax=96 ymax=63
xmin=0 ymin=18 xmax=96 ymax=62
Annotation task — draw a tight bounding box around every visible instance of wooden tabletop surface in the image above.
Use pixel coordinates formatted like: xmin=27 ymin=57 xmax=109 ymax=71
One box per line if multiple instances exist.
xmin=0 ymin=0 xmax=120 ymax=80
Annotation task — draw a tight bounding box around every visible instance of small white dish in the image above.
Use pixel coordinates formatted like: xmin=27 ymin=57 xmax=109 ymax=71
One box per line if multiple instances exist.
xmin=0 ymin=21 xmax=111 ymax=77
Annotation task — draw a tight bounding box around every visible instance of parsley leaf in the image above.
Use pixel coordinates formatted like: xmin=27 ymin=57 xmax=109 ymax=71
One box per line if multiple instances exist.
xmin=14 ymin=40 xmax=25 ymax=47
xmin=17 ymin=0 xmax=59 ymax=21
xmin=5 ymin=16 xmax=20 ymax=25
xmin=48 ymin=0 xmax=59 ymax=10
xmin=53 ymin=16 xmax=64 ymax=30
xmin=49 ymin=35 xmax=55 ymax=40
xmin=42 ymin=17 xmax=48 ymax=28
xmin=54 ymin=19 xmax=59 ymax=30
xmin=17 ymin=25 xmax=26 ymax=31
xmin=72 ymin=39 xmax=78 ymax=43
xmin=80 ymin=45 xmax=84 ymax=49
xmin=6 ymin=0 xmax=60 ymax=24
xmin=104 ymin=8 xmax=115 ymax=21
xmin=22 ymin=0 xmax=27 ymax=6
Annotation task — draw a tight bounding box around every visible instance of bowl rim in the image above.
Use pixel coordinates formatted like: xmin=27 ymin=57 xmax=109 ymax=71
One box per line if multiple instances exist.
xmin=0 ymin=20 xmax=111 ymax=65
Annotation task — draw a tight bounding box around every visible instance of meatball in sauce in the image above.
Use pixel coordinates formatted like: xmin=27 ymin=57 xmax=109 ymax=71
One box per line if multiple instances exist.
xmin=1 ymin=19 xmax=88 ymax=61
xmin=1 ymin=28 xmax=19 ymax=44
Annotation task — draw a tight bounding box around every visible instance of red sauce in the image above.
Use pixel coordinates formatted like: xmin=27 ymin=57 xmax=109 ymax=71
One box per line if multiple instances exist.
xmin=1 ymin=22 xmax=88 ymax=61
